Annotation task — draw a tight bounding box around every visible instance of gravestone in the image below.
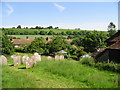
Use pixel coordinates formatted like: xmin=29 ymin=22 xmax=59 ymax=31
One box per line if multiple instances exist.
xmin=22 ymin=55 xmax=29 ymax=64
xmin=11 ymin=55 xmax=16 ymax=59
xmin=55 ymin=55 xmax=60 ymax=60
xmin=31 ymin=56 xmax=37 ymax=65
xmin=34 ymin=53 xmax=41 ymax=62
xmin=47 ymin=56 xmax=52 ymax=60
xmin=26 ymin=56 xmax=36 ymax=69
xmin=0 ymin=55 xmax=8 ymax=65
xmin=11 ymin=55 xmax=21 ymax=66
xmin=59 ymin=55 xmax=64 ymax=60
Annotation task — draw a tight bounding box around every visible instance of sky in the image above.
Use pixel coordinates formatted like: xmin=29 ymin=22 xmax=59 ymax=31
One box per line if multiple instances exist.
xmin=1 ymin=1 xmax=118 ymax=31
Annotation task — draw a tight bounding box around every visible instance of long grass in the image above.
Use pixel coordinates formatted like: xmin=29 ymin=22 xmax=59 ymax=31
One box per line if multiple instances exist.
xmin=2 ymin=55 xmax=119 ymax=88
xmin=36 ymin=59 xmax=118 ymax=88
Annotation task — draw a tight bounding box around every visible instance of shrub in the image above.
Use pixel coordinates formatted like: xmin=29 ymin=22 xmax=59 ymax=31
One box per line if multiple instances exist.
xmin=15 ymin=47 xmax=24 ymax=53
xmin=94 ymin=62 xmax=120 ymax=73
xmin=80 ymin=57 xmax=95 ymax=66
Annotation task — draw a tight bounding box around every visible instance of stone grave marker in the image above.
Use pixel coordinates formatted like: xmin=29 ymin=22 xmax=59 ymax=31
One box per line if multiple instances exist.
xmin=34 ymin=53 xmax=41 ymax=62
xmin=55 ymin=55 xmax=60 ymax=60
xmin=22 ymin=55 xmax=29 ymax=64
xmin=0 ymin=55 xmax=8 ymax=65
xmin=59 ymin=55 xmax=64 ymax=60
xmin=26 ymin=56 xmax=37 ymax=69
xmin=47 ymin=56 xmax=52 ymax=60
xmin=11 ymin=55 xmax=21 ymax=66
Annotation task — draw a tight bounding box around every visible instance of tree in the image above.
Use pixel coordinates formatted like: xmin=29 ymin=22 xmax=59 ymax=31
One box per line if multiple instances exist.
xmin=108 ymin=22 xmax=117 ymax=37
xmin=35 ymin=26 xmax=39 ymax=29
xmin=76 ymin=46 xmax=86 ymax=60
xmin=48 ymin=30 xmax=55 ymax=35
xmin=72 ymin=31 xmax=108 ymax=52
xmin=39 ymin=31 xmax=48 ymax=35
xmin=55 ymin=27 xmax=59 ymax=29
xmin=24 ymin=37 xmax=48 ymax=54
xmin=26 ymin=27 xmax=28 ymax=29
xmin=1 ymin=35 xmax=15 ymax=55
xmin=47 ymin=26 xmax=53 ymax=29
xmin=47 ymin=37 xmax=70 ymax=53
xmin=17 ymin=25 xmax=21 ymax=29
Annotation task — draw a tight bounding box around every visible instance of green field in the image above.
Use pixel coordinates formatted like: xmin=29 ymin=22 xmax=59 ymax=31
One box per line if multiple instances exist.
xmin=2 ymin=54 xmax=119 ymax=88
xmin=8 ymin=35 xmax=68 ymax=39
xmin=5 ymin=28 xmax=88 ymax=33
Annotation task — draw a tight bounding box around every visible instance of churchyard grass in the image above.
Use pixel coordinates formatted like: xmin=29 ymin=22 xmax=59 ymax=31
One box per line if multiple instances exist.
xmin=2 ymin=54 xmax=119 ymax=88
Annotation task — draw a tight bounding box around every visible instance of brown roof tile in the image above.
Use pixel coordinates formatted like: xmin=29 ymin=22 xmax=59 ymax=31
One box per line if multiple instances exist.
xmin=10 ymin=39 xmax=34 ymax=45
xmin=107 ymin=42 xmax=120 ymax=49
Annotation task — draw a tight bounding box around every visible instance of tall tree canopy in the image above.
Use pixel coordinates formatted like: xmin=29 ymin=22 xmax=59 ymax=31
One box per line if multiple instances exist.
xmin=1 ymin=35 xmax=15 ymax=55
xmin=108 ymin=22 xmax=117 ymax=37
xmin=47 ymin=37 xmax=70 ymax=53
xmin=24 ymin=37 xmax=48 ymax=54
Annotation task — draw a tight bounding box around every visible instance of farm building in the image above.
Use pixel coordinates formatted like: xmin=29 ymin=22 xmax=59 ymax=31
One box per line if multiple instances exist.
xmin=92 ymin=31 xmax=120 ymax=63
xmin=10 ymin=39 xmax=34 ymax=47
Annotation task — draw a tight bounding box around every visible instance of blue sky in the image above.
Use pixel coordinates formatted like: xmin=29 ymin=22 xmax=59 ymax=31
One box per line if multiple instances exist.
xmin=2 ymin=2 xmax=118 ymax=30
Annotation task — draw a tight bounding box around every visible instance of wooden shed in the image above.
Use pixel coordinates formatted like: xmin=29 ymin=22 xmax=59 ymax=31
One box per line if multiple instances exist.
xmin=92 ymin=31 xmax=120 ymax=63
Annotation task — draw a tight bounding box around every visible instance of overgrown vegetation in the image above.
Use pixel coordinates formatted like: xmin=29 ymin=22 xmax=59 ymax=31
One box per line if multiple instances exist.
xmin=79 ymin=57 xmax=120 ymax=73
xmin=1 ymin=35 xmax=15 ymax=55
xmin=2 ymin=55 xmax=119 ymax=88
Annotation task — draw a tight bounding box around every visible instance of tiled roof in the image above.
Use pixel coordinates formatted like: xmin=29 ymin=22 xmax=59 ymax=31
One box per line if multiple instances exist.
xmin=92 ymin=42 xmax=120 ymax=59
xmin=105 ymin=31 xmax=120 ymax=42
xmin=10 ymin=39 xmax=34 ymax=45
xmin=107 ymin=42 xmax=120 ymax=49
xmin=91 ymin=48 xmax=105 ymax=58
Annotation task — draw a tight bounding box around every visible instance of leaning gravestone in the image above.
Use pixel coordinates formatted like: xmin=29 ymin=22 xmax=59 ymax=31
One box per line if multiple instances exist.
xmin=26 ymin=56 xmax=36 ymax=69
xmin=22 ymin=55 xmax=29 ymax=64
xmin=47 ymin=56 xmax=52 ymax=60
xmin=11 ymin=55 xmax=21 ymax=66
xmin=34 ymin=53 xmax=41 ymax=62
xmin=55 ymin=55 xmax=60 ymax=60
xmin=31 ymin=56 xmax=37 ymax=66
xmin=0 ymin=55 xmax=8 ymax=65
xmin=11 ymin=55 xmax=16 ymax=59
xmin=59 ymin=55 xmax=64 ymax=60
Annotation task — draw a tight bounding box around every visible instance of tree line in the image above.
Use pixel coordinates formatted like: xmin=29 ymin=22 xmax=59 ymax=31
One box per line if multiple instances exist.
xmin=2 ymin=31 xmax=108 ymax=60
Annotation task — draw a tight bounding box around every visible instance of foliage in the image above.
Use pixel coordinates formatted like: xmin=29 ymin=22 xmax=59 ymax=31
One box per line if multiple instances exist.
xmin=75 ymin=46 xmax=86 ymax=59
xmin=2 ymin=28 xmax=108 ymax=36
xmin=1 ymin=35 xmax=15 ymax=55
xmin=47 ymin=37 xmax=71 ymax=53
xmin=72 ymin=31 xmax=108 ymax=52
xmin=2 ymin=55 xmax=119 ymax=88
xmin=108 ymin=22 xmax=117 ymax=37
xmin=24 ymin=37 xmax=47 ymax=54
xmin=15 ymin=47 xmax=24 ymax=52
xmin=94 ymin=62 xmax=120 ymax=73
xmin=17 ymin=25 xmax=21 ymax=29
xmin=80 ymin=57 xmax=95 ymax=66
xmin=79 ymin=57 xmax=120 ymax=73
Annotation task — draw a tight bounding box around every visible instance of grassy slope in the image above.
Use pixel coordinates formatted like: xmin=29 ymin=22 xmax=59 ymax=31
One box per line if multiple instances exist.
xmin=2 ymin=55 xmax=119 ymax=88
xmin=8 ymin=35 xmax=68 ymax=39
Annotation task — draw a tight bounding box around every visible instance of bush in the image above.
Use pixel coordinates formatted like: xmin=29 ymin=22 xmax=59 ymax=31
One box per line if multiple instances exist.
xmin=15 ymin=47 xmax=24 ymax=52
xmin=80 ymin=57 xmax=95 ymax=66
xmin=94 ymin=62 xmax=120 ymax=73
xmin=2 ymin=35 xmax=15 ymax=55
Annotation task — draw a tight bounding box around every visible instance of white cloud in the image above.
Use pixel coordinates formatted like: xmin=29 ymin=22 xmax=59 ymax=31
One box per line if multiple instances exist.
xmin=6 ymin=4 xmax=14 ymax=15
xmin=53 ymin=3 xmax=65 ymax=12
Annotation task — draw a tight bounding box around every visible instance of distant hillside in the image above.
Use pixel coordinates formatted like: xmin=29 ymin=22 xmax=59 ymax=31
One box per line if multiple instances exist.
xmin=1 ymin=28 xmax=108 ymax=35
